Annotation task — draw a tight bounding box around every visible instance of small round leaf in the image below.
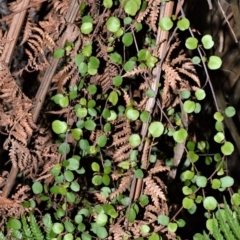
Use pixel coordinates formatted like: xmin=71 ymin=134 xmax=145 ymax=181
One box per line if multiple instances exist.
xmin=177 ymin=18 xmax=190 ymax=31
xmin=106 ymin=17 xmax=121 ymax=33
xmin=208 ymin=56 xmax=222 ymax=70
xmin=225 ymin=106 xmax=236 ymax=117
xmin=148 ymin=121 xmax=164 ymax=138
xmin=203 ymin=196 xmax=217 ymax=210
xmin=159 ymin=17 xmax=173 ymax=31
xmin=129 ymin=134 xmax=141 ymax=147
xmin=221 ymin=141 xmax=234 ymax=155
xmin=185 ymin=37 xmax=198 ymax=50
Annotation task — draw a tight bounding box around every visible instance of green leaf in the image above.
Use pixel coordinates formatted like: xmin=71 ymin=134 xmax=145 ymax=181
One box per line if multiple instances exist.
xmin=106 ymin=17 xmax=121 ymax=33
xmin=182 ymin=186 xmax=193 ymax=195
xmin=54 ymin=48 xmax=65 ymax=59
xmin=32 ymin=182 xmax=43 ymax=194
xmin=173 ymin=128 xmax=188 ymax=143
xmin=110 ymin=52 xmax=122 ymax=64
xmin=78 ymin=62 xmax=88 ymax=75
xmin=96 ymin=213 xmax=108 ymax=226
xmin=145 ymin=89 xmax=155 ymax=98
xmin=97 ymin=135 xmax=107 ymax=147
xmin=138 ymin=49 xmax=150 ymax=61
xmin=159 ymin=17 xmax=173 ymax=31
xmin=201 ymin=34 xmax=214 ymax=49
xmin=177 ymin=18 xmax=190 ymax=31
xmin=182 ymin=197 xmax=194 ymax=209
xmin=180 ymin=90 xmax=191 ymax=99
xmin=139 ymin=195 xmax=149 ymax=206
xmin=59 ymin=142 xmax=70 ymax=155
xmin=140 ymin=110 xmax=149 ymax=123
xmin=135 ymin=169 xmax=144 ymax=179
xmin=176 ymin=219 xmax=186 ymax=228
xmin=113 ymin=75 xmax=123 ymax=87
xmin=88 ymin=57 xmax=100 ymax=69
xmin=192 ymin=56 xmax=201 ymax=64
xmin=102 ymin=174 xmax=110 ymax=185
xmin=81 ymin=22 xmax=93 ymax=34
xmin=8 ymin=218 xmax=21 ymax=230
xmin=52 ymin=223 xmax=64 ymax=234
xmin=182 ymin=170 xmax=194 ymax=180
xmin=108 ymin=91 xmax=118 ymax=106
xmin=167 ymin=222 xmax=178 ymax=233
xmin=187 ymin=151 xmax=199 ymax=162
xmin=107 ymin=110 xmax=117 ymax=121
xmin=52 ymin=120 xmax=68 ymax=134
xmin=149 ymin=233 xmax=160 ymax=240
xmin=214 ymin=112 xmax=224 ymax=122
xmin=232 ymin=193 xmax=240 ymax=205
xmin=207 ymin=56 xmax=222 ymax=70
xmin=51 ymin=93 xmax=64 ymax=104
xmin=96 ymin=226 xmax=108 ymax=239
xmin=196 ymin=176 xmax=207 ymax=188
xmin=91 ymin=162 xmax=100 ymax=172
xmin=126 ymin=208 xmax=136 ymax=223
xmin=64 ymin=170 xmax=74 ymax=182
xmin=211 ymin=179 xmax=221 ymax=189
xmin=124 ymin=60 xmax=135 ymax=72
xmin=87 ymin=84 xmax=97 ymax=95
xmin=92 ymin=175 xmax=102 ymax=186
xmin=141 ymin=225 xmax=150 ymax=234
xmin=84 ymin=120 xmax=96 ymax=131
xmin=126 ymin=108 xmax=139 ymax=121
xmin=75 ymin=54 xmax=84 ymax=67
xmin=67 ymin=158 xmax=80 ymax=171
xmin=214 ymin=132 xmax=224 ymax=143
xmin=148 ymin=121 xmax=164 ymax=138
xmin=82 ymin=44 xmax=92 ymax=57
xmin=220 ymin=176 xmax=234 ymax=188
xmin=215 ymin=122 xmax=223 ymax=131
xmin=203 ymin=196 xmax=218 ymax=211
xmin=129 ymin=134 xmax=141 ymax=147
xmin=103 ymin=0 xmax=113 ymax=8
xmin=70 ymin=182 xmax=80 ymax=192
xmin=185 ymin=37 xmax=198 ymax=50
xmin=157 ymin=215 xmax=169 ymax=225
xmin=122 ymin=32 xmax=133 ymax=46
xmin=71 ymin=128 xmax=82 ymax=140
xmin=75 ymin=106 xmax=87 ymax=118
xmin=195 ymin=89 xmax=206 ymax=100
xmin=81 ymin=232 xmax=92 ymax=240
xmin=124 ymin=0 xmax=140 ymax=16
xmin=183 ymin=100 xmax=195 ymax=113
xmin=146 ymin=55 xmax=158 ymax=68
xmin=225 ymin=106 xmax=236 ymax=117
xmin=221 ymin=141 xmax=234 ymax=155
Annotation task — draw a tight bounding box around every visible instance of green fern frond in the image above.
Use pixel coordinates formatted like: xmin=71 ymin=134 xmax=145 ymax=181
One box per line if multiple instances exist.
xmin=223 ymin=198 xmax=240 ymax=240
xmin=21 ymin=214 xmax=33 ymax=239
xmin=43 ymin=214 xmax=53 ymax=240
xmin=0 ymin=232 xmax=5 ymax=240
xmin=212 ymin=216 xmax=224 ymax=240
xmin=216 ymin=210 xmax=235 ymax=240
xmin=203 ymin=231 xmax=211 ymax=240
xmin=11 ymin=230 xmax=23 ymax=240
xmin=29 ymin=212 xmax=44 ymax=240
xmin=233 ymin=202 xmax=240 ymax=223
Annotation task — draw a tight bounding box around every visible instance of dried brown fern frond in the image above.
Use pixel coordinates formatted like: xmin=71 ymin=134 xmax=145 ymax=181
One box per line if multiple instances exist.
xmin=0 ymin=196 xmax=25 ymax=218
xmin=91 ymin=62 xmax=119 ymax=94
xmin=110 ymin=173 xmax=133 ymax=199
xmin=161 ymin=39 xmax=200 ymax=108
xmin=109 ymin=222 xmax=129 ymax=240
xmin=122 ymin=67 xmax=150 ymax=78
xmin=143 ymin=175 xmax=167 ymax=211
